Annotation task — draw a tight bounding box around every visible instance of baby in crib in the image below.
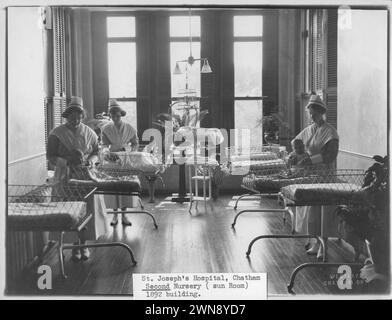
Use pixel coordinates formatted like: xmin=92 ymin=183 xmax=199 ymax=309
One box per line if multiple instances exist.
xmin=68 ymin=149 xmax=95 ymax=180
xmin=67 ymin=149 xmax=85 ymax=166
xmin=288 ymin=139 xmax=309 ymax=167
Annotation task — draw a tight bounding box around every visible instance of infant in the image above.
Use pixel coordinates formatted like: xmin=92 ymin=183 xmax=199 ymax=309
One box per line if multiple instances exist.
xmin=68 ymin=149 xmax=85 ymax=166
xmin=288 ymin=139 xmax=309 ymax=166
xmin=68 ymin=149 xmax=94 ymax=180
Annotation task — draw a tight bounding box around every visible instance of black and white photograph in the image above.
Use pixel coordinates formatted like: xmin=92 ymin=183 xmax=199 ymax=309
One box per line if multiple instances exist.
xmin=1 ymin=0 xmax=390 ymax=300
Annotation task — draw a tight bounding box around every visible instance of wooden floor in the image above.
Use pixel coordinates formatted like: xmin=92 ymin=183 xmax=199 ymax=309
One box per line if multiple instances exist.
xmin=8 ymin=194 xmax=378 ymax=297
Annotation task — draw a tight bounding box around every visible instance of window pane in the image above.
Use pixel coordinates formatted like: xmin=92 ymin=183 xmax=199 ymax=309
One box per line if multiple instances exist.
xmin=119 ymin=101 xmax=137 ymax=130
xmin=234 ymin=42 xmax=262 ymax=97
xmin=107 ymin=17 xmax=135 ymax=38
xmin=234 ymin=16 xmax=263 ymax=37
xmin=108 ymin=42 xmax=136 ymax=98
xmin=170 ymin=16 xmax=200 ymax=37
xmin=234 ymin=100 xmax=263 ymax=150
xmin=170 ymin=42 xmax=201 ymax=97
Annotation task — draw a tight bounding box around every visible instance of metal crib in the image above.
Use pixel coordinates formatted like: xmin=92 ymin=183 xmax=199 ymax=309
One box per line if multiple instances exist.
xmin=7 ymin=183 xmax=138 ymax=280
xmin=230 ymin=167 xmax=373 ymax=294
xmin=225 ymin=145 xmax=288 ymax=210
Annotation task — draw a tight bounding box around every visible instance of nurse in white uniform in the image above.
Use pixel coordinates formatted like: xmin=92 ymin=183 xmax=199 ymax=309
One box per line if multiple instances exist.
xmin=102 ymin=99 xmax=139 ymax=226
xmin=291 ymin=94 xmax=339 ymax=260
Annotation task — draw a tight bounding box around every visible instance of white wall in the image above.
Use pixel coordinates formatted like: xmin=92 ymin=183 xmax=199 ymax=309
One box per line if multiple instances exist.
xmin=337 ymin=9 xmax=388 ymax=169
xmin=6 ymin=7 xmax=49 ymax=287
xmin=7 ymin=7 xmax=47 ymax=184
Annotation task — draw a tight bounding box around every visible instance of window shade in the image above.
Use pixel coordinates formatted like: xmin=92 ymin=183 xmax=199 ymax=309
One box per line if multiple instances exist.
xmin=53 ymin=7 xmax=67 ymax=96
xmin=48 ymin=7 xmax=70 ymax=133
xmin=310 ymin=9 xmax=325 ymax=93
xmin=325 ymin=9 xmax=338 ymax=129
xmin=308 ymin=9 xmax=337 ymax=129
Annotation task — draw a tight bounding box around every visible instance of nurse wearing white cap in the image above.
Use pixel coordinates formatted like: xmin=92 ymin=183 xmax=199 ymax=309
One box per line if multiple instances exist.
xmin=291 ymin=94 xmax=340 ymax=260
xmin=102 ymin=99 xmax=139 ymax=226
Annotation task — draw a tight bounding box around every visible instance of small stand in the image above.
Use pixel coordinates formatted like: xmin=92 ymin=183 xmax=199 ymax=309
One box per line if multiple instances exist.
xmin=145 ymin=175 xmax=158 ymax=203
xmin=188 ymin=163 xmax=212 ymax=214
xmin=171 ymin=162 xmax=191 ymax=203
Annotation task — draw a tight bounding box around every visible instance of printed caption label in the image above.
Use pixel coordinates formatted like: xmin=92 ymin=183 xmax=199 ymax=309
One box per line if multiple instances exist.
xmin=133 ymin=273 xmax=267 ymax=300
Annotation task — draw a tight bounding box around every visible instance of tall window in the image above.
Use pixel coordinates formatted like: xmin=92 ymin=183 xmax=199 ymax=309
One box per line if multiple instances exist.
xmin=170 ymin=15 xmax=201 ymax=119
xmin=106 ymin=16 xmax=137 ymax=129
xmin=233 ymin=16 xmax=263 ymax=149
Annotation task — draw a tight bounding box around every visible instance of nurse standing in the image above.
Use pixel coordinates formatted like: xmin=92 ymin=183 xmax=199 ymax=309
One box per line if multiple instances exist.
xmin=291 ymin=94 xmax=339 ymax=261
xmin=102 ymin=99 xmax=139 ymax=226
xmin=47 ymin=96 xmax=109 ymax=260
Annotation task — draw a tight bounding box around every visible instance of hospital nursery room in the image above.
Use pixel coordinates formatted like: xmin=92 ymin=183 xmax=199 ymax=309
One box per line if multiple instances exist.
xmin=5 ymin=6 xmax=389 ymax=297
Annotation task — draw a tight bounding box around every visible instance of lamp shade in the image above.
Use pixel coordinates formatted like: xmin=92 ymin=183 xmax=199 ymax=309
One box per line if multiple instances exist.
xmin=173 ymin=62 xmax=182 ymax=75
xmin=201 ymin=59 xmax=212 ymax=73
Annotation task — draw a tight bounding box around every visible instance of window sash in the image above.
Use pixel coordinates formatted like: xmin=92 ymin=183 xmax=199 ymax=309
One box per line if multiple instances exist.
xmin=106 ymin=15 xmax=136 ymax=38
xmin=233 ymin=40 xmax=263 ymax=98
xmin=107 ymin=41 xmax=137 ymax=98
xmin=233 ymin=36 xmax=263 ymax=41
xmin=107 ymin=37 xmax=136 ymax=42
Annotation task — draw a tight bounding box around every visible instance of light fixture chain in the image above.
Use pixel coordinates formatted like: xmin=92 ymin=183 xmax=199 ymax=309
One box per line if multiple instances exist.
xmin=189 ymin=8 xmax=192 ymax=58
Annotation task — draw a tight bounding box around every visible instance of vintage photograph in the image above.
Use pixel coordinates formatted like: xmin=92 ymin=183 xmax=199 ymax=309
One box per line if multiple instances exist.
xmin=4 ymin=2 xmax=390 ymax=299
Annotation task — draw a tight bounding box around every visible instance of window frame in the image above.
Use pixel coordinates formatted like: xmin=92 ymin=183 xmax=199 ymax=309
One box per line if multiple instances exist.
xmin=169 ymin=13 xmax=202 ymax=104
xmin=232 ymin=12 xmax=265 ymax=149
xmin=233 ymin=14 xmax=264 ymax=102
xmin=105 ymin=14 xmax=137 ymax=105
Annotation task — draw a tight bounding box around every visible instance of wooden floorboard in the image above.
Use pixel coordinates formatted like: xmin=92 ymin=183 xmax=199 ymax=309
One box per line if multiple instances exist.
xmin=7 ymin=195 xmax=377 ymax=297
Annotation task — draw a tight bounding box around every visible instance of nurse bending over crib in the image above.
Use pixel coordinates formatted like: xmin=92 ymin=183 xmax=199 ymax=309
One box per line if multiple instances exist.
xmin=291 ymin=94 xmax=339 ymax=261
xmin=101 ymin=99 xmax=140 ymax=227
xmin=47 ymin=96 xmax=109 ymax=261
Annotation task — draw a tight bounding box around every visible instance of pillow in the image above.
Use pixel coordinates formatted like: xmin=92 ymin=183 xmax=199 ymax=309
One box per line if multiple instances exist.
xmin=102 ymin=151 xmax=160 ymax=173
